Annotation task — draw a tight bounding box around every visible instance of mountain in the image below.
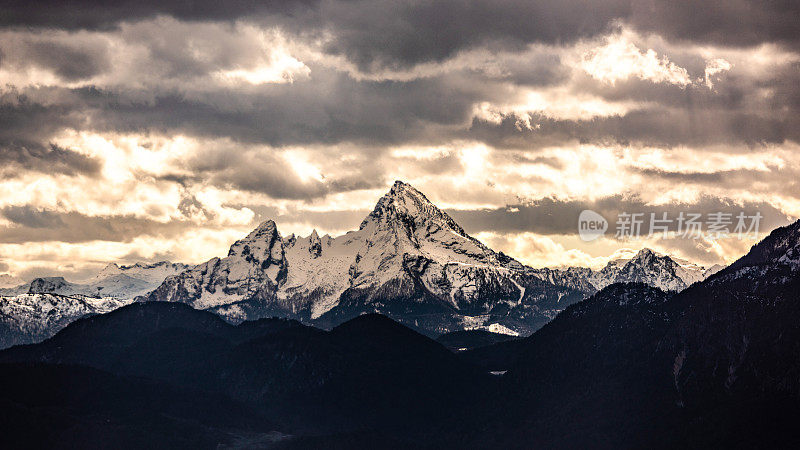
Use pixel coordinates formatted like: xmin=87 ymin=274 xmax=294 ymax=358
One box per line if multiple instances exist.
xmin=0 ymin=293 xmax=129 ymax=349
xmin=142 ymin=181 xmax=722 ymax=337
xmin=0 ymin=183 xmax=720 ymax=347
xmin=465 ymin=218 xmax=800 ymax=448
xmin=663 ymin=219 xmax=800 ymax=406
xmin=0 ymin=261 xmax=188 ymax=349
xmin=2 ymin=219 xmax=798 ymax=447
xmin=0 ymin=362 xmax=277 ymax=449
xmin=586 ymin=248 xmax=721 ymax=291
xmin=0 ymin=302 xmax=488 ymax=444
xmin=144 ymin=181 xmax=594 ymax=335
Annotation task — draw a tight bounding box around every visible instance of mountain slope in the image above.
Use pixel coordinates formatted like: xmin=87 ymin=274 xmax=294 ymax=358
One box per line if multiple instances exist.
xmin=0 ymin=363 xmax=276 ymax=449
xmin=470 ymin=219 xmax=800 ymax=448
xmin=0 ymin=302 xmax=489 ymax=441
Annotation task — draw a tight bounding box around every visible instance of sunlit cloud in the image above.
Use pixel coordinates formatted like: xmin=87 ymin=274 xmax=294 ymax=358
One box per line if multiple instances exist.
xmin=703 ymin=58 xmax=733 ymax=89
xmin=579 ymin=33 xmax=693 ymax=86
xmin=0 ymin=8 xmax=797 ymax=280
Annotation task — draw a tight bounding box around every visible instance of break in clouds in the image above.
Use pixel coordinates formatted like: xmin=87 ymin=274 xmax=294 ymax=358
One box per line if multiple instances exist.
xmin=0 ymin=0 xmax=798 ymax=279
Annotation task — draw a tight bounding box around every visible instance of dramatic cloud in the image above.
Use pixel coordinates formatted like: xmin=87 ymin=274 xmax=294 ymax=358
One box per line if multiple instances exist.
xmin=0 ymin=1 xmax=798 ymax=279
xmin=1 ymin=1 xmax=796 ymax=67
xmin=0 ymin=142 xmax=101 ymax=177
xmin=0 ymin=205 xmax=192 ymax=243
xmin=449 ymin=195 xmax=791 ymax=237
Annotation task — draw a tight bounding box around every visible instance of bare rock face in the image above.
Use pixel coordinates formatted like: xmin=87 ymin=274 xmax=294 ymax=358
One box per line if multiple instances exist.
xmin=308 ymin=230 xmax=322 ymax=258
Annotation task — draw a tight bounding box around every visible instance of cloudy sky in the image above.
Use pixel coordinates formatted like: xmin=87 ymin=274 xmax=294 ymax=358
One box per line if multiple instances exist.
xmin=1 ymin=0 xmax=798 ymax=281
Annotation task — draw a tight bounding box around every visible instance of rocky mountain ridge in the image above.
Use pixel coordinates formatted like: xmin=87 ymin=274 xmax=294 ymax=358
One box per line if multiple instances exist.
xmin=144 ymin=181 xmax=723 ymax=336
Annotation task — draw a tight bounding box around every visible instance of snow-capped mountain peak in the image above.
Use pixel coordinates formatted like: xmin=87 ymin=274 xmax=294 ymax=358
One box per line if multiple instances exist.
xmin=588 ymin=248 xmax=723 ymax=292
xmin=360 ymin=180 xmax=466 ymax=236
xmin=95 ymin=263 xmax=122 ymax=280
xmin=144 ymin=181 xmax=537 ymax=330
xmin=228 ymin=219 xmax=284 ymax=264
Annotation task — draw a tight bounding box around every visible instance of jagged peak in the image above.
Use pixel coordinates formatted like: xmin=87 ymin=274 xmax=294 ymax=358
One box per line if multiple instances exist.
xmin=625 ymin=248 xmax=674 ymax=266
xmin=228 ymin=220 xmax=283 ymax=258
xmin=248 ymin=219 xmax=278 ymax=235
xmin=630 ymin=248 xmax=665 ymax=261
xmin=235 ymin=220 xmax=281 ymax=245
xmin=359 ymin=180 xmax=466 ymax=236
xmin=31 ymin=276 xmax=68 ymax=283
xmin=308 ymin=229 xmax=322 ymax=258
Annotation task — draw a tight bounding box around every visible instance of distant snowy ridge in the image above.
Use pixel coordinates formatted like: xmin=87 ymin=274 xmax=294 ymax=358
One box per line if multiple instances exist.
xmin=0 ymin=261 xmax=189 ymax=300
xmin=0 ymin=293 xmax=131 ymax=349
xmin=584 ymin=248 xmax=722 ymax=292
xmin=0 ymin=261 xmax=187 ymax=349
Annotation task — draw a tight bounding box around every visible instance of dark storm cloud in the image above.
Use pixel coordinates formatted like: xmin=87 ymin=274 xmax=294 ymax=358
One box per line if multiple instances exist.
xmin=632 ymin=165 xmax=800 ymax=201
xmin=316 ymin=0 xmax=630 ymax=70
xmin=206 ymin=157 xmax=386 ymax=200
xmin=0 ymin=142 xmax=102 ymax=177
xmin=0 ymin=88 xmax=102 ymax=176
xmin=1 ymin=1 xmax=797 ymax=71
xmin=56 ymin=69 xmax=491 ymax=147
xmin=1 ymin=205 xmax=65 ymax=228
xmin=0 ymin=89 xmax=84 ymax=140
xmin=629 ymin=0 xmax=800 ymax=49
xmin=510 ymin=154 xmax=564 ymax=169
xmin=0 ymin=205 xmax=191 ymax=243
xmin=2 ymin=61 xmax=796 ymax=192
xmin=634 ymin=167 xmax=762 ymax=185
xmin=467 ymin=107 xmax=800 ymax=150
xmin=0 ymin=0 xmax=317 ymax=30
xmin=447 ymin=195 xmax=793 ymax=237
xmin=25 ymin=41 xmax=110 ymax=81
